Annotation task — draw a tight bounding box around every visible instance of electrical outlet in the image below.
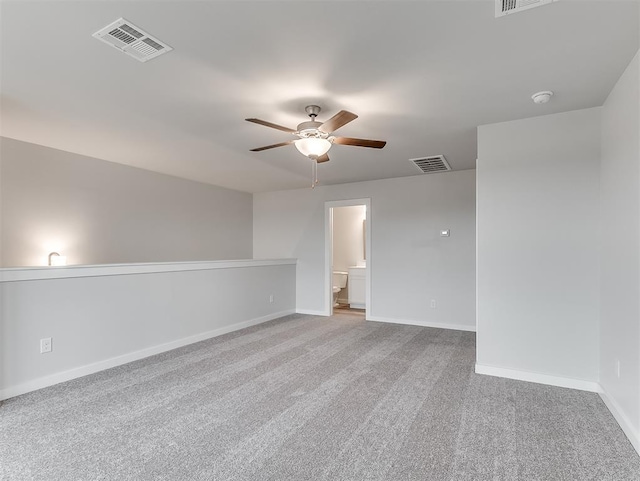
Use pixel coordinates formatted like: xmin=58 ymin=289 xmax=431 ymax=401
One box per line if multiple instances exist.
xmin=269 ymin=294 xmax=274 ymax=304
xmin=430 ymin=299 xmax=436 ymax=309
xmin=40 ymin=337 xmax=52 ymax=354
xmin=616 ymin=360 xmax=621 ymax=378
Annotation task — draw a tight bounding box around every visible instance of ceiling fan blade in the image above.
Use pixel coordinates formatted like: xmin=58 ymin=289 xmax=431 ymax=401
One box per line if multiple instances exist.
xmin=245 ymin=118 xmax=296 ymax=133
xmin=250 ymin=140 xmax=294 ymax=152
xmin=316 ymin=153 xmax=330 ymax=163
xmin=332 ymin=137 xmax=387 ymax=149
xmin=318 ymin=110 xmax=358 ymax=133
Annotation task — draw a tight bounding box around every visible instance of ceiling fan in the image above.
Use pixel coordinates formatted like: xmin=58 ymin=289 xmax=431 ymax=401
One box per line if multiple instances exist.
xmin=246 ymin=105 xmax=386 ymax=164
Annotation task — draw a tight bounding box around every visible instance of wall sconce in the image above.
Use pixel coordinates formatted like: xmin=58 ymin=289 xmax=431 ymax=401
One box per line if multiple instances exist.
xmin=48 ymin=252 xmax=67 ymax=266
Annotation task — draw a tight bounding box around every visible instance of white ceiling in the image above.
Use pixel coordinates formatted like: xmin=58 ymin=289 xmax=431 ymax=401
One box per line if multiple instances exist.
xmin=1 ymin=1 xmax=638 ymax=193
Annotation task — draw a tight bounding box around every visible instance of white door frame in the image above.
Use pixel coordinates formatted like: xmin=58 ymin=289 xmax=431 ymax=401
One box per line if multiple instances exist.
xmin=324 ymin=198 xmax=372 ymax=317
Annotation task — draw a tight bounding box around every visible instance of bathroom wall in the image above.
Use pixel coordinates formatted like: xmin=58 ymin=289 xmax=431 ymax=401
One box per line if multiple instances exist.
xmin=332 ymin=205 xmax=366 ymax=303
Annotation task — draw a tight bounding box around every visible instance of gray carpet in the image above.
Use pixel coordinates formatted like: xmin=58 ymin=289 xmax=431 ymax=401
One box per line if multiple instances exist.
xmin=1 ymin=312 xmax=638 ymax=480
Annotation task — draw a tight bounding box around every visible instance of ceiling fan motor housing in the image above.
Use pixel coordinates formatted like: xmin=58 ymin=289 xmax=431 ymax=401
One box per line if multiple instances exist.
xmin=296 ymin=120 xmax=329 ymax=138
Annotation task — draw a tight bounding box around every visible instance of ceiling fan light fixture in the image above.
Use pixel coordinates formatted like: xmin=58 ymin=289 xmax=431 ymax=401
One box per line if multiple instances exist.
xmin=294 ymin=138 xmax=332 ymax=159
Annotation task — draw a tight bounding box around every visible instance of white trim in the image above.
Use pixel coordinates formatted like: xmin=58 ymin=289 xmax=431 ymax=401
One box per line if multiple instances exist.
xmin=296 ymin=309 xmax=328 ymax=316
xmin=324 ymin=203 xmax=333 ymax=317
xmin=0 ymin=258 xmax=296 ymax=283
xmin=367 ymin=315 xmax=476 ymax=332
xmin=324 ymin=199 xmax=372 ymax=317
xmin=0 ymin=309 xmax=295 ymax=401
xmin=474 ymin=364 xmax=600 ymax=392
xmin=599 ymin=387 xmax=640 ymax=456
xmin=475 ymin=157 xmax=480 ymax=362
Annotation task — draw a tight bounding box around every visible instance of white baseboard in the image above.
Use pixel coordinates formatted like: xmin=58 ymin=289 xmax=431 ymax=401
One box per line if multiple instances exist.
xmin=367 ymin=315 xmax=476 ymax=332
xmin=474 ymin=364 xmax=600 ymax=392
xmin=296 ymin=309 xmax=328 ymax=316
xmin=599 ymin=387 xmax=640 ymax=456
xmin=475 ymin=365 xmax=639 ymax=456
xmin=0 ymin=309 xmax=295 ymax=401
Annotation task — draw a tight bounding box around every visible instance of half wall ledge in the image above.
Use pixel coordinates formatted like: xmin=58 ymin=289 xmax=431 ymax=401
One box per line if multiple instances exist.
xmin=0 ymin=258 xmax=297 ymax=283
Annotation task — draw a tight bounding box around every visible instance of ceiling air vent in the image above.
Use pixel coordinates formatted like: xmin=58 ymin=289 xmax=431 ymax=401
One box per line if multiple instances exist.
xmin=495 ymin=0 xmax=557 ymax=17
xmin=93 ymin=18 xmax=172 ymax=62
xmin=410 ymin=155 xmax=451 ymax=174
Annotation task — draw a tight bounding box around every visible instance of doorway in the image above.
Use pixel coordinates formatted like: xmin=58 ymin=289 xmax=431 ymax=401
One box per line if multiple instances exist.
xmin=325 ymin=199 xmax=371 ymax=316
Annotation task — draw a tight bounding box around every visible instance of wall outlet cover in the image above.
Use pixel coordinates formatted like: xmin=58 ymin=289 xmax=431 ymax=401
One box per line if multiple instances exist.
xmin=40 ymin=337 xmax=52 ymax=353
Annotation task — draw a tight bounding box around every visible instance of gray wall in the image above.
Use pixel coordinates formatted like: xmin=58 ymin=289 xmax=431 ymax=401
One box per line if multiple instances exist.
xmin=254 ymin=170 xmax=476 ymax=330
xmin=477 ymin=108 xmax=601 ymax=382
xmin=600 ymin=51 xmax=639 ymax=438
xmin=0 ymin=261 xmax=296 ymax=399
xmin=0 ymin=138 xmax=253 ymax=267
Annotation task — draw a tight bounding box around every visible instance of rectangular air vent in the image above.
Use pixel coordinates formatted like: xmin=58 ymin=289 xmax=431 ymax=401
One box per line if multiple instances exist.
xmin=410 ymin=155 xmax=451 ymax=174
xmin=495 ymin=0 xmax=557 ymax=17
xmin=93 ymin=18 xmax=172 ymax=62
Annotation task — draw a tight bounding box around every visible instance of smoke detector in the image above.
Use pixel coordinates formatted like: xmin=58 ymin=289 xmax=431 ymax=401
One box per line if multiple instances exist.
xmin=531 ymin=91 xmax=554 ymax=104
xmin=93 ymin=18 xmax=172 ymax=62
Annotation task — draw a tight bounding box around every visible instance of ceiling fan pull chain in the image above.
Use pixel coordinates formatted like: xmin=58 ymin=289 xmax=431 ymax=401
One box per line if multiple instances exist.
xmin=314 ymin=159 xmax=319 ymax=186
xmin=311 ymin=160 xmax=315 ymax=189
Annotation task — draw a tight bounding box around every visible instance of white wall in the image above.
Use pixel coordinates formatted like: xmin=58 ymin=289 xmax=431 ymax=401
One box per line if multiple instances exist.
xmin=254 ymin=171 xmax=476 ymax=331
xmin=0 ymin=260 xmax=296 ymax=399
xmin=0 ymin=138 xmax=253 ymax=267
xmin=476 ymin=108 xmax=601 ymax=386
xmin=600 ymin=50 xmax=640 ymax=450
xmin=332 ymin=205 xmax=366 ymax=302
